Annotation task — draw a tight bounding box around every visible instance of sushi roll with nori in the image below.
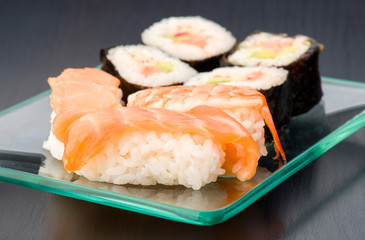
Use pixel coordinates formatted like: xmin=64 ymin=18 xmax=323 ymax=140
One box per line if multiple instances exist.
xmin=221 ymin=32 xmax=323 ymax=116
xmin=185 ymin=66 xmax=291 ymax=133
xmin=141 ymin=16 xmax=236 ymax=72
xmin=101 ymin=45 xmax=197 ymax=102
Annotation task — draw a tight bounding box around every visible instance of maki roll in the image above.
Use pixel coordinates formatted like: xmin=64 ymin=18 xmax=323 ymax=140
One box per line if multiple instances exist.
xmin=221 ymin=32 xmax=323 ymax=116
xmin=141 ymin=16 xmax=236 ymax=72
xmin=101 ymin=45 xmax=197 ymax=102
xmin=184 ymin=66 xmax=291 ymax=133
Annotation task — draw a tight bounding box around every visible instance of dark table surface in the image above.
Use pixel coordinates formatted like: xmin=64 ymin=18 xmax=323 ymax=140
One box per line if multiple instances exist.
xmin=1 ymin=0 xmax=364 ymax=239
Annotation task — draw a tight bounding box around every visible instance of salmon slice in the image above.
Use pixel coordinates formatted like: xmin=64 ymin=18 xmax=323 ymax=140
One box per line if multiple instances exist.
xmin=48 ymin=68 xmax=122 ymax=141
xmin=50 ymin=81 xmax=122 ymax=114
xmin=62 ymin=106 xmax=261 ymax=181
xmin=49 ymin=68 xmax=122 ymax=115
xmin=128 ymin=84 xmax=286 ymax=161
xmin=48 ymin=68 xmax=120 ymax=88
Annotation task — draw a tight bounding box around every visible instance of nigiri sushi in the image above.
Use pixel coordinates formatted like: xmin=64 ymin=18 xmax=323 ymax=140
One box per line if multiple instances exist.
xmin=60 ymin=106 xmax=261 ymax=190
xmin=43 ymin=68 xmax=122 ymax=160
xmin=128 ymin=84 xmax=286 ymax=161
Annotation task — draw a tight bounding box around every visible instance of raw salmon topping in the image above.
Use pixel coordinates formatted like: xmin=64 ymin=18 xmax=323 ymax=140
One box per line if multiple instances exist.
xmin=48 ymin=68 xmax=122 ymax=142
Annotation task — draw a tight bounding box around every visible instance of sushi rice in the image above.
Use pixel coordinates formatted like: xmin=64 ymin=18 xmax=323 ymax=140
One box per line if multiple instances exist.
xmin=76 ymin=131 xmax=226 ymax=190
xmin=43 ymin=111 xmax=64 ymax=160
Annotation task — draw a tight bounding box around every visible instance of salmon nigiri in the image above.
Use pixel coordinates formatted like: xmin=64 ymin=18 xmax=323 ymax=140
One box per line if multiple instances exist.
xmin=61 ymin=106 xmax=260 ymax=190
xmin=43 ymin=68 xmax=123 ymax=159
xmin=128 ymin=84 xmax=286 ymax=161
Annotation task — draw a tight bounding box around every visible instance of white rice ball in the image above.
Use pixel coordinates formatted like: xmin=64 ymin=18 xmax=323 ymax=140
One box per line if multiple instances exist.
xmin=76 ymin=131 xmax=226 ymax=190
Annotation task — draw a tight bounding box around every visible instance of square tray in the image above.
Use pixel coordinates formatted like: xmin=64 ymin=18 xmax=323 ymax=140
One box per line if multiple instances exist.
xmin=0 ymin=77 xmax=364 ymax=225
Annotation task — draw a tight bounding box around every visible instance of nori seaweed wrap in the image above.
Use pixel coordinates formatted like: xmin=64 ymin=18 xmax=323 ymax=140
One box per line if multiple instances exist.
xmin=285 ymin=39 xmax=323 ymax=116
xmin=184 ymin=55 xmax=222 ymax=72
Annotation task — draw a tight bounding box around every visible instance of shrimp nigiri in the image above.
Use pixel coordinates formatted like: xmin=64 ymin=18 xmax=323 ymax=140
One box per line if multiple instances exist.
xmin=128 ymin=84 xmax=286 ymax=161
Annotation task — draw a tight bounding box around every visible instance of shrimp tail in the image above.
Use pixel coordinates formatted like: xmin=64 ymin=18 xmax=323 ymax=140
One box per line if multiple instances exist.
xmin=261 ymin=105 xmax=286 ymax=162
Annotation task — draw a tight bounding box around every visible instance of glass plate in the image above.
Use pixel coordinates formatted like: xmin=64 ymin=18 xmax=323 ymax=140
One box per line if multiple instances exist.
xmin=0 ymin=77 xmax=364 ymax=225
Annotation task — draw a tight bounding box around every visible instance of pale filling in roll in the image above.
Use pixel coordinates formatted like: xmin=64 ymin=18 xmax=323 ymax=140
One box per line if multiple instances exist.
xmin=228 ymin=32 xmax=311 ymax=66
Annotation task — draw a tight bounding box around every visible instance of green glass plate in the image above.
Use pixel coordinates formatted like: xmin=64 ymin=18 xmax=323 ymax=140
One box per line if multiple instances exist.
xmin=0 ymin=77 xmax=364 ymax=225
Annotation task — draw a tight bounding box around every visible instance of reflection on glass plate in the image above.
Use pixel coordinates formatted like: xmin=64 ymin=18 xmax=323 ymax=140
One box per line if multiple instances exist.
xmin=39 ymin=151 xmax=272 ymax=211
xmin=0 ymin=77 xmax=364 ymax=225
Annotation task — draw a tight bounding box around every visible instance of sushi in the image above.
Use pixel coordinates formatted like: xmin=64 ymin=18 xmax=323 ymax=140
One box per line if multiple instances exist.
xmin=43 ymin=68 xmax=264 ymax=190
xmin=100 ymin=45 xmax=197 ymax=102
xmin=221 ymin=32 xmax=323 ymax=116
xmin=141 ymin=16 xmax=236 ymax=71
xmin=43 ymin=68 xmax=123 ymax=159
xmin=184 ymin=66 xmax=291 ymax=133
xmin=60 ymin=106 xmax=261 ymax=190
xmin=127 ymin=84 xmax=286 ymax=161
